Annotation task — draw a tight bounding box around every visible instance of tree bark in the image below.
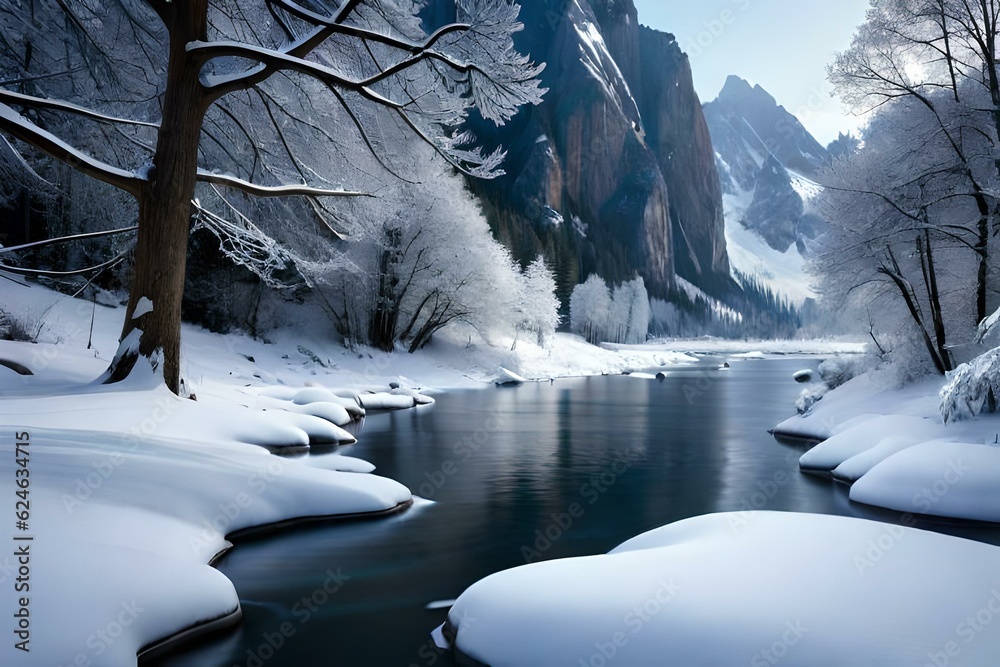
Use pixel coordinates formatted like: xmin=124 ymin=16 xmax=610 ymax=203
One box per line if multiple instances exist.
xmin=107 ymin=2 xmax=209 ymax=394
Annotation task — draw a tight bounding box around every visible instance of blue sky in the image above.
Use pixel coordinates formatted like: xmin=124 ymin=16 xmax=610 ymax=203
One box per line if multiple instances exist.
xmin=632 ymin=0 xmax=871 ymax=145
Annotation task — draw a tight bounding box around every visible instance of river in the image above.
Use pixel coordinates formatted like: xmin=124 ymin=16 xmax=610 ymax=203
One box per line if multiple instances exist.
xmin=149 ymin=356 xmax=1000 ymax=667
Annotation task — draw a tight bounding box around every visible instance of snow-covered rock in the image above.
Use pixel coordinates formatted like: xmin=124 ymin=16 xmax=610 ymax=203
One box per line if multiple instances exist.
xmin=495 ymin=367 xmax=527 ymax=386
xmin=851 ymin=442 xmax=1000 ymax=522
xmin=831 ymin=434 xmax=924 ymax=484
xmin=793 ymin=369 xmax=813 ymax=383
xmin=390 ymin=386 xmax=436 ymax=405
xmin=798 ymin=414 xmax=939 ymax=474
xmin=358 ymin=392 xmax=416 ymax=411
xmin=441 ymin=512 xmax=1000 ymax=666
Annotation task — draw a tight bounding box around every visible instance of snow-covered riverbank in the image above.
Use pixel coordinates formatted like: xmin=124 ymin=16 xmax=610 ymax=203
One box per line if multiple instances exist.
xmin=773 ymin=368 xmax=1000 ymax=523
xmin=0 ymin=278 xmax=866 ymax=665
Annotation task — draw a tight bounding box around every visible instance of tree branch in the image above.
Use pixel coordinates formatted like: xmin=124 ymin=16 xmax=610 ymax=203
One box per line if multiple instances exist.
xmin=0 ymin=103 xmax=142 ymax=196
xmin=0 ymin=88 xmax=158 ymax=128
xmin=196 ymin=170 xmax=372 ymax=198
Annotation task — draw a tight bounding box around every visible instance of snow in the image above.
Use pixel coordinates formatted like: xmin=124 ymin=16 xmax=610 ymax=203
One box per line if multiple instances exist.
xmin=357 ymin=391 xmax=417 ymax=410
xmin=772 ymin=360 xmax=1000 ymax=521
xmin=0 ymin=276 xmax=888 ymax=664
xmin=772 ymin=371 xmax=941 ymax=441
xmin=0 ymin=280 xmax=431 ymax=665
xmin=851 ymin=442 xmax=1000 ymax=522
xmin=832 ymin=434 xmax=924 ymax=484
xmin=442 ymin=511 xmax=1000 ymax=666
xmin=789 ymin=171 xmax=823 ymax=201
xmin=675 ymin=276 xmax=742 ymax=322
xmin=723 ymin=189 xmax=816 ymax=305
xmin=573 ymin=16 xmax=639 ymax=123
xmin=798 ymin=415 xmax=940 ymax=474
xmin=975 ymin=306 xmax=1000 ymax=344
xmin=132 ymin=296 xmax=154 ymax=319
xmin=940 ymin=347 xmax=1000 ymax=422
xmin=495 ymin=367 xmax=527 ymax=386
xmin=0 ymin=422 xmax=410 ymax=665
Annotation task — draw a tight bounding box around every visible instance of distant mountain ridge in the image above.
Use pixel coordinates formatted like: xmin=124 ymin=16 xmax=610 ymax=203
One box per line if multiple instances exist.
xmin=703 ymin=75 xmax=831 ymax=303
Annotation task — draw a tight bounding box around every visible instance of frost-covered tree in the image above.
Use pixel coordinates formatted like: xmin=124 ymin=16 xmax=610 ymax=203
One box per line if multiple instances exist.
xmin=570 ymin=274 xmax=611 ymax=345
xmin=814 ymin=92 xmax=991 ymax=375
xmin=513 ymin=255 xmax=560 ymax=348
xmin=608 ymin=277 xmax=650 ymax=345
xmin=0 ymin=0 xmax=545 ymax=392
xmin=570 ymin=274 xmax=650 ymax=345
xmin=830 ymin=0 xmax=1000 ymax=323
xmin=314 ymin=161 xmax=540 ymax=353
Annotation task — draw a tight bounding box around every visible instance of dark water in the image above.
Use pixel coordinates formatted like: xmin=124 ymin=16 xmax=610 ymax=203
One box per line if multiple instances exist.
xmin=150 ymin=357 xmax=1000 ymax=667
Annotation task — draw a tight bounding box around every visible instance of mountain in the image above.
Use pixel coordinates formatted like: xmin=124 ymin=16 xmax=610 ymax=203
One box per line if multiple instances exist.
xmin=703 ymin=75 xmax=830 ymax=303
xmin=447 ymin=0 xmax=731 ymax=300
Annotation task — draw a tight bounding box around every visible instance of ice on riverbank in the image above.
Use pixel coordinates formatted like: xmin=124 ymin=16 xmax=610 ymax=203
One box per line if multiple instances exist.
xmin=440 ymin=512 xmax=1000 ymax=666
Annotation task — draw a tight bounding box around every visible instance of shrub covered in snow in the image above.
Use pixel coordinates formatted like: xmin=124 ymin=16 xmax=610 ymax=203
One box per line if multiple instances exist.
xmin=817 ymin=354 xmax=870 ymax=390
xmin=940 ymin=348 xmax=1000 ymax=423
xmin=0 ymin=308 xmax=45 ymax=343
xmin=795 ymin=384 xmax=828 ymax=415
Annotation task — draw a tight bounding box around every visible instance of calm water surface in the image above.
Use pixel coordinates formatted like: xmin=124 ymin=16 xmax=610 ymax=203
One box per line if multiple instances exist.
xmin=151 ymin=357 xmax=1000 ymax=667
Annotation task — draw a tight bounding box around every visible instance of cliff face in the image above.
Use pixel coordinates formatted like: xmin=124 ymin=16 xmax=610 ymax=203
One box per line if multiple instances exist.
xmin=635 ymin=26 xmax=729 ymax=287
xmin=456 ymin=0 xmax=730 ymax=299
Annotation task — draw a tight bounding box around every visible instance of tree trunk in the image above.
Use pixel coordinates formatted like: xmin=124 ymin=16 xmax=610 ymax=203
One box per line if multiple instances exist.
xmin=106 ymin=3 xmax=208 ymax=394
xmin=369 ymin=230 xmax=402 ymax=352
xmin=918 ymin=231 xmax=952 ymax=372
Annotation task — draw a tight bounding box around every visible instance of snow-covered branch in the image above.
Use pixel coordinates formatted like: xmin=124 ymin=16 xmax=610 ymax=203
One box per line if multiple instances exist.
xmin=0 ymin=88 xmax=158 ymax=128
xmin=196 ymin=170 xmax=372 ymax=199
xmin=0 ymin=103 xmax=142 ymax=196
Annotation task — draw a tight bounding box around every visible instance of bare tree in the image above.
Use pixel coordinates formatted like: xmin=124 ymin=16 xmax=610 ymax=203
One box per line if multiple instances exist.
xmin=830 ymin=0 xmax=1000 ymax=322
xmin=0 ymin=0 xmax=545 ymax=392
xmin=815 ymin=95 xmax=985 ymax=374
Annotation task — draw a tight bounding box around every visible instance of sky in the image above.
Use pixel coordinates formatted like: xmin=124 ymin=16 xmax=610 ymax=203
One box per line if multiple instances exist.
xmin=632 ymin=0 xmax=872 ymax=146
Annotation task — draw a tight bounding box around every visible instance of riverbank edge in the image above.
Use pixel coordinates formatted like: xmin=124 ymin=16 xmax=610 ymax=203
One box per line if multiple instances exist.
xmin=136 ymin=499 xmax=414 ymax=664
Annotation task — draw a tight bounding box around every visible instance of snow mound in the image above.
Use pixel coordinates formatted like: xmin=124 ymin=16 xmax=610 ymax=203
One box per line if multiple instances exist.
xmin=0 ymin=427 xmax=410 ymax=665
xmin=831 ymin=434 xmax=924 ymax=484
xmin=390 ymin=386 xmax=436 ymax=405
xmin=793 ymin=369 xmax=813 ymax=383
xmin=442 ymin=512 xmax=1000 ymax=666
xmin=798 ymin=414 xmax=939 ymax=474
xmin=359 ymin=392 xmax=416 ymax=411
xmin=495 ymin=367 xmax=527 ymax=386
xmin=851 ymin=441 xmax=1000 ymax=522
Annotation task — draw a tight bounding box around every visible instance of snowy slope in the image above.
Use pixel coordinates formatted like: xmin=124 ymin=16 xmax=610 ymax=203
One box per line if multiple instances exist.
xmin=723 ymin=188 xmax=816 ymax=305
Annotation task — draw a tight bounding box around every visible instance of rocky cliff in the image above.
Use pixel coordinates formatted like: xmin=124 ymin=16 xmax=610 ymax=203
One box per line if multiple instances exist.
xmin=455 ymin=0 xmax=730 ymax=299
